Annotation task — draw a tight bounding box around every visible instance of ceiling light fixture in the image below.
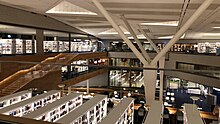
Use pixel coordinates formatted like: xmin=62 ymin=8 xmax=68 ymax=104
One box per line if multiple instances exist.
xmin=98 ymin=32 xmax=130 ymax=35
xmin=158 ymin=33 xmax=185 ymax=39
xmin=46 ymin=11 xmax=97 ymax=15
xmin=140 ymin=21 xmax=179 ymax=26
xmin=212 ymin=27 xmax=220 ymax=29
xmin=98 ymin=25 xmax=130 ymax=35
xmin=203 ymin=33 xmax=220 ymax=36
xmin=128 ymin=34 xmax=146 ymax=39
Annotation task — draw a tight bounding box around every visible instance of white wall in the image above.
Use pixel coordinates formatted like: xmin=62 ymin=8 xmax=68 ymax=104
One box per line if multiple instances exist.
xmin=74 ymin=73 xmax=108 ymax=87
xmin=166 ymin=53 xmax=220 ymax=69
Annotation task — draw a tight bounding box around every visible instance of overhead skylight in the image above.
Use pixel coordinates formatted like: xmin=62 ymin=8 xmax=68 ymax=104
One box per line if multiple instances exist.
xmin=98 ymin=26 xmax=130 ymax=35
xmin=140 ymin=21 xmax=179 ymax=26
xmin=158 ymin=33 xmax=185 ymax=39
xmin=46 ymin=0 xmax=97 ymax=15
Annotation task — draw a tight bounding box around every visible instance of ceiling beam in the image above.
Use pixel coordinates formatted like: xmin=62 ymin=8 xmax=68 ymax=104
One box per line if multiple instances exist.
xmin=0 ymin=4 xmax=86 ymax=34
xmin=121 ymin=15 xmax=152 ymax=62
xmin=191 ymin=5 xmax=220 ymax=32
xmin=138 ymin=26 xmax=160 ymax=53
xmin=92 ymin=0 xmax=149 ymax=65
xmin=67 ymin=0 xmax=141 ymax=35
xmin=177 ymin=0 xmax=190 ymax=30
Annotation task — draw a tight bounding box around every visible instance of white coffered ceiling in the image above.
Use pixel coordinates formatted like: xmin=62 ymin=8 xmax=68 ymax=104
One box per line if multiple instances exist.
xmin=0 ymin=0 xmax=220 ymax=40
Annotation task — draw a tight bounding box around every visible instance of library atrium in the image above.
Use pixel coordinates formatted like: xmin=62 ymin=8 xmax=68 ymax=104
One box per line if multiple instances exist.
xmin=0 ymin=0 xmax=220 ymax=124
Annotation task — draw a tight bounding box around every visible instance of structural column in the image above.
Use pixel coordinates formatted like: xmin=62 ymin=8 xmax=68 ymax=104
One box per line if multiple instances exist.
xmin=87 ymin=80 xmax=90 ymax=94
xmin=143 ymin=65 xmax=157 ymax=105
xmin=159 ymin=56 xmax=165 ymax=101
xmin=11 ymin=39 xmax=16 ymax=54
xmin=67 ymin=65 xmax=72 ymax=79
xmin=36 ymin=29 xmax=44 ymax=54
xmin=68 ymin=33 xmax=71 ymax=53
xmin=32 ymin=34 xmax=35 ymax=53
xmin=68 ymin=86 xmax=72 ymax=94
xmin=55 ymin=37 xmax=59 ymax=52
xmin=22 ymin=40 xmax=26 ymax=54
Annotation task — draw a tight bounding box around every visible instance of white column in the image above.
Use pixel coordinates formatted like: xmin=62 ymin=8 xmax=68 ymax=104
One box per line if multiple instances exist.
xmin=87 ymin=80 xmax=89 ymax=94
xmin=159 ymin=56 xmax=165 ymax=101
xmin=57 ymin=40 xmax=59 ymax=52
xmin=121 ymin=15 xmax=151 ymax=62
xmin=143 ymin=65 xmax=157 ymax=105
xmin=11 ymin=39 xmax=16 ymax=54
xmin=36 ymin=29 xmax=44 ymax=54
xmin=22 ymin=40 xmax=26 ymax=54
xmin=151 ymin=0 xmax=214 ymax=65
xmin=92 ymin=0 xmax=148 ymax=64
xmin=68 ymin=86 xmax=72 ymax=94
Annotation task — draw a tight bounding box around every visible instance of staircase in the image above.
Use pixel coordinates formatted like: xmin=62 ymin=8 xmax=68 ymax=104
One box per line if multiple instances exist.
xmin=0 ymin=53 xmax=78 ymax=97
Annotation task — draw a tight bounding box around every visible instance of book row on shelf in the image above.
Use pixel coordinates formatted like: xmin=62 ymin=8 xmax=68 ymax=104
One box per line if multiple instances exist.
xmin=57 ymin=95 xmax=108 ymax=124
xmin=0 ymin=39 xmax=98 ymax=54
xmin=0 ymin=90 xmax=137 ymax=124
xmin=23 ymin=93 xmax=83 ymax=123
xmin=74 ymin=97 xmax=107 ymax=124
xmin=0 ymin=90 xmax=60 ymax=117
xmin=0 ymin=90 xmax=32 ymax=109
xmin=0 ymin=39 xmax=33 ymax=54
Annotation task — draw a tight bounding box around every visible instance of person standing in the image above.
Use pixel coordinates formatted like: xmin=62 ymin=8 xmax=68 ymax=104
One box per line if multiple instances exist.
xmin=137 ymin=103 xmax=146 ymax=124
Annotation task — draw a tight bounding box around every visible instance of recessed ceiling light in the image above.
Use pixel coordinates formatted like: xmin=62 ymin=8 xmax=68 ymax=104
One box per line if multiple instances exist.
xmin=203 ymin=33 xmax=220 ymax=36
xmin=128 ymin=34 xmax=146 ymax=39
xmin=212 ymin=27 xmax=220 ymax=29
xmin=46 ymin=11 xmax=97 ymax=15
xmin=140 ymin=21 xmax=179 ymax=26
xmin=98 ymin=25 xmax=130 ymax=35
xmin=98 ymin=32 xmax=130 ymax=35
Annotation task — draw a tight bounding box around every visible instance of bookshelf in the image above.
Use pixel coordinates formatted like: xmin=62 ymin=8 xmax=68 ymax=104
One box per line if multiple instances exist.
xmin=143 ymin=101 xmax=163 ymax=124
xmin=16 ymin=40 xmax=23 ymax=54
xmin=57 ymin=95 xmax=107 ymax=124
xmin=0 ymin=90 xmax=32 ymax=109
xmin=99 ymin=98 xmax=134 ymax=124
xmin=23 ymin=93 xmax=83 ymax=122
xmin=0 ymin=39 xmax=12 ymax=54
xmin=183 ymin=104 xmax=204 ymax=124
xmin=26 ymin=40 xmax=33 ymax=53
xmin=0 ymin=90 xmax=60 ymax=117
xmin=44 ymin=41 xmax=58 ymax=52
